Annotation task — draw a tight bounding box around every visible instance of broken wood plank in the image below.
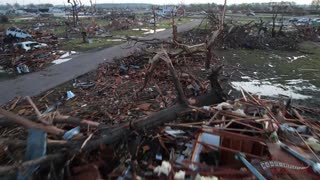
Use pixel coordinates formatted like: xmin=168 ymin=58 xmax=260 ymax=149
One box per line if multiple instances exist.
xmin=0 ymin=108 xmax=65 ymax=136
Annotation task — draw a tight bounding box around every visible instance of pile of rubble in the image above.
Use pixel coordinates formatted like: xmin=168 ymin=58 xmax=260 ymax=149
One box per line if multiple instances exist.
xmin=0 ymin=41 xmax=319 ymax=179
xmin=181 ymin=26 xmax=301 ymax=51
xmin=2 ymin=47 xmax=214 ymax=124
xmin=0 ymin=27 xmax=75 ymax=75
xmin=107 ymin=18 xmax=143 ymax=31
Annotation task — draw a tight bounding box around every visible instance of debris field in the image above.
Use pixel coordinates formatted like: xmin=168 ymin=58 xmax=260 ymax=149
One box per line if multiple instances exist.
xmin=1 ymin=4 xmax=320 ymax=180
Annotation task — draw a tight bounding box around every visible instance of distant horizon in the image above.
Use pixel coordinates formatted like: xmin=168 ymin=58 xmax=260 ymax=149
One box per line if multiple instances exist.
xmin=0 ymin=0 xmax=313 ymax=6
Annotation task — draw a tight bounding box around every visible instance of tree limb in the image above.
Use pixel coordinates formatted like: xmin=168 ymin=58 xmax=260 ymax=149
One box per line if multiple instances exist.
xmin=0 ymin=153 xmax=65 ymax=175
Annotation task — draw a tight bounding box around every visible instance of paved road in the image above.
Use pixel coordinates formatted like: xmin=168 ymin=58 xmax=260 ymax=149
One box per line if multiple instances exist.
xmin=0 ymin=20 xmax=201 ymax=105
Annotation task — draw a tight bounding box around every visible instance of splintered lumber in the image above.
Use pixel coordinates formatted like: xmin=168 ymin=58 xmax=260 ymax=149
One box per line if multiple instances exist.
xmin=0 ymin=138 xmax=68 ymax=148
xmin=54 ymin=114 xmax=101 ymax=128
xmin=0 ymin=114 xmax=102 ymax=128
xmin=78 ymin=91 xmax=224 ymax=152
xmin=198 ymin=141 xmax=266 ymax=160
xmin=0 ymin=108 xmax=65 ymax=136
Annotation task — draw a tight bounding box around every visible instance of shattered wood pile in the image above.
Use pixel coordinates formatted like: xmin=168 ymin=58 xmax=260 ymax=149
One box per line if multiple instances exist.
xmin=191 ymin=10 xmax=320 ymax=51
xmin=0 ymin=40 xmax=320 ymax=179
xmin=182 ymin=25 xmax=301 ymax=51
xmin=0 ymin=47 xmax=69 ymax=75
xmin=107 ymin=18 xmax=141 ymax=31
xmin=2 ymin=46 xmax=220 ymax=121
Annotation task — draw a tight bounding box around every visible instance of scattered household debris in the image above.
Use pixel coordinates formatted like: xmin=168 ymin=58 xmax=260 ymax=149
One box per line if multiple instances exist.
xmin=0 ymin=83 xmax=319 ymax=179
xmin=0 ymin=3 xmax=320 ymax=180
xmin=0 ymin=26 xmax=75 ymax=74
xmin=0 ymin=39 xmax=319 ymax=179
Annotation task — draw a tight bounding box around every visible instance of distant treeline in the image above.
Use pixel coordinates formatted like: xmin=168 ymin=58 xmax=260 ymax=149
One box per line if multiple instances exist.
xmin=0 ymin=1 xmax=319 ymax=15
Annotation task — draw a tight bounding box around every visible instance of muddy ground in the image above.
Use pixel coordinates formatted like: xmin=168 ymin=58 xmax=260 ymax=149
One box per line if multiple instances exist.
xmin=215 ymin=41 xmax=320 ymax=107
xmin=180 ymin=28 xmax=320 ymax=107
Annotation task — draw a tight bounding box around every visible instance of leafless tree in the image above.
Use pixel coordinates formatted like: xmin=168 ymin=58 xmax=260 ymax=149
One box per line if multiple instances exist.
xmin=270 ymin=2 xmax=291 ymax=37
xmin=171 ymin=8 xmax=178 ymax=43
xmin=271 ymin=4 xmax=279 ymax=38
xmin=205 ymin=0 xmax=227 ymax=69
xmin=68 ymin=0 xmax=83 ymax=27
xmin=68 ymin=0 xmax=77 ymax=27
xmin=152 ymin=6 xmax=157 ymax=34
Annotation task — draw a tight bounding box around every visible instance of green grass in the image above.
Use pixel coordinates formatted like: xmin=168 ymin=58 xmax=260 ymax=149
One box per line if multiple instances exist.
xmin=157 ymin=17 xmax=194 ymax=29
xmin=111 ymin=17 xmax=194 ymax=37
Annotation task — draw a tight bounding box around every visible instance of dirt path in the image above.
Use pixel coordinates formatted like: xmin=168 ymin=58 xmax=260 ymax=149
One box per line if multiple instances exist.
xmin=0 ymin=20 xmax=201 ymax=105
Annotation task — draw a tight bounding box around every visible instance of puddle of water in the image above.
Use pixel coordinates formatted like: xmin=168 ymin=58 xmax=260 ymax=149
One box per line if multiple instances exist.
xmin=15 ymin=17 xmax=35 ymax=20
xmin=270 ymin=54 xmax=282 ymax=59
xmin=59 ymin=51 xmax=77 ymax=59
xmin=107 ymin=39 xmax=123 ymax=42
xmin=52 ymin=58 xmax=72 ymax=65
xmin=241 ymin=76 xmax=251 ymax=80
xmin=143 ymin=28 xmax=166 ymax=35
xmin=285 ymin=79 xmax=306 ymax=85
xmin=286 ymin=55 xmax=307 ymax=63
xmin=231 ymin=80 xmax=312 ymax=99
xmin=268 ymin=63 xmax=274 ymax=67
xmin=132 ymin=28 xmax=148 ymax=31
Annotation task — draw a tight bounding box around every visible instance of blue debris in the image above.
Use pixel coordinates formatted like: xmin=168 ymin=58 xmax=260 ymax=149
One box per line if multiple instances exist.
xmin=66 ymin=91 xmax=75 ymax=100
xmin=156 ymin=153 xmax=162 ymax=160
xmin=63 ymin=126 xmax=80 ymax=140
xmin=43 ymin=101 xmax=62 ymax=114
xmin=130 ymin=65 xmax=140 ymax=69
xmin=117 ymin=165 xmax=131 ymax=180
xmin=119 ymin=65 xmax=128 ymax=72
xmin=17 ymin=128 xmax=47 ymax=180
xmin=175 ymin=155 xmax=185 ymax=165
xmin=235 ymin=153 xmax=266 ymax=180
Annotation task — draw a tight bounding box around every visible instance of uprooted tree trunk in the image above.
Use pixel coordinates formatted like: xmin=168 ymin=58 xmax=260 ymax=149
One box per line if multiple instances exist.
xmin=205 ymin=30 xmax=220 ymax=69
xmin=205 ymin=0 xmax=227 ymax=69
xmin=81 ymin=27 xmax=88 ymax=43
xmin=171 ymin=9 xmax=178 ymax=44
xmin=137 ymin=48 xmax=189 ymax=105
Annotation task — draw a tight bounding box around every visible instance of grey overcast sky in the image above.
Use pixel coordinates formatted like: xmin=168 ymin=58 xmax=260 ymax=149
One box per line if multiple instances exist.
xmin=0 ymin=0 xmax=313 ymax=5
